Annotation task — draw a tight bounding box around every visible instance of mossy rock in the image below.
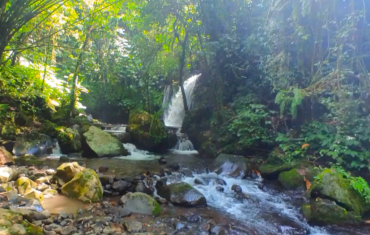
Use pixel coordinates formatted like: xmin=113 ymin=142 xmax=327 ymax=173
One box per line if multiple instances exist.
xmin=24 ymin=189 xmax=44 ymax=203
xmin=259 ymin=161 xmax=299 ymax=179
xmin=14 ymin=156 xmax=42 ymax=167
xmin=127 ymin=110 xmax=167 ymax=152
xmin=308 ymin=169 xmax=369 ymax=215
xmin=15 ymin=177 xmax=37 ymax=195
xmin=302 ymin=198 xmax=361 ymax=225
xmin=0 ymin=208 xmax=23 ymax=225
xmin=83 ymin=126 xmax=128 ymax=157
xmin=56 ymin=127 xmax=81 ymax=154
xmin=0 ymin=147 xmax=14 ymax=166
xmin=53 ymin=162 xmax=84 ymax=186
xmin=61 ymin=168 xmax=103 ymax=203
xmin=120 ymin=192 xmax=161 ymax=216
xmin=157 ymin=182 xmax=207 ymax=207
xmin=278 ymin=168 xmax=305 ymax=190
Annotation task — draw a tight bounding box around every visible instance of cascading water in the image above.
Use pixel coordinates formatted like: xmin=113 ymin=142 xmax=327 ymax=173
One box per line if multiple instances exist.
xmin=162 ymin=85 xmax=173 ymax=118
xmin=166 ymin=171 xmax=330 ymax=235
xmin=163 ymin=74 xmax=201 ymax=152
xmin=164 ymin=74 xmax=200 ymax=128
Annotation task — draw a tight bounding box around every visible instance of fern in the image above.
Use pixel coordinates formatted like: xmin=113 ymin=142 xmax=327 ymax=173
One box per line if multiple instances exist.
xmin=275 ymin=88 xmax=304 ymax=119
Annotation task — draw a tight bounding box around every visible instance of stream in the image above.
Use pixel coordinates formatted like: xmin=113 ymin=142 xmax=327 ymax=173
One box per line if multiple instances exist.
xmin=41 ymin=146 xmax=370 ymax=235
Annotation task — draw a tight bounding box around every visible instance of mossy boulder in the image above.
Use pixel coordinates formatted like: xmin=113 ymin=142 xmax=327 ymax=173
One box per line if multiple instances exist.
xmin=0 ymin=208 xmax=23 ymax=225
xmin=61 ymin=168 xmax=103 ymax=203
xmin=83 ymin=126 xmax=128 ymax=158
xmin=120 ymin=192 xmax=161 ymax=216
xmin=15 ymin=177 xmax=37 ymax=195
xmin=308 ymin=169 xmax=369 ymax=215
xmin=302 ymin=198 xmax=361 ymax=225
xmin=127 ymin=110 xmax=167 ymax=152
xmin=278 ymin=168 xmax=305 ymax=190
xmin=53 ymin=162 xmax=85 ymax=186
xmin=157 ymin=182 xmax=207 ymax=207
xmin=13 ymin=133 xmax=54 ymax=157
xmin=259 ymin=161 xmax=298 ymax=179
xmin=212 ymin=154 xmax=250 ymax=178
xmin=0 ymin=147 xmax=14 ymax=166
xmin=56 ymin=127 xmax=81 ymax=154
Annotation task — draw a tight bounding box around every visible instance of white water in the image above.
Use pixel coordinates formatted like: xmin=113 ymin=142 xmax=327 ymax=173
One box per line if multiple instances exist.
xmin=46 ymin=141 xmax=64 ymax=159
xmin=116 ymin=143 xmax=160 ymax=161
xmin=164 ymin=74 xmax=201 ymax=128
xmin=168 ymin=172 xmax=329 ymax=235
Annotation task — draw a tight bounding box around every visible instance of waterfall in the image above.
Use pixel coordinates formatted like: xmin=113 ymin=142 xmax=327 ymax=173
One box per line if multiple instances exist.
xmin=163 ymin=74 xmax=201 ymax=152
xmin=164 ymin=74 xmax=200 ymax=128
xmin=162 ymin=85 xmax=173 ymax=118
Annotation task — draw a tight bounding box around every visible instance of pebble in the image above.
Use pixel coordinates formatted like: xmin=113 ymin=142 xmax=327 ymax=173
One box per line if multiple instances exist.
xmin=60 ymin=226 xmax=76 ymax=235
xmin=46 ymin=169 xmax=56 ymax=175
xmin=125 ymin=221 xmax=143 ymax=232
xmin=10 ymin=224 xmax=27 ymax=235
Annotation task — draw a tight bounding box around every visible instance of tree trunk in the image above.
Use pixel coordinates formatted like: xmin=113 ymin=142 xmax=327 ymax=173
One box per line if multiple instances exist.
xmin=69 ymin=26 xmax=93 ymax=117
xmin=179 ymin=32 xmax=189 ymax=111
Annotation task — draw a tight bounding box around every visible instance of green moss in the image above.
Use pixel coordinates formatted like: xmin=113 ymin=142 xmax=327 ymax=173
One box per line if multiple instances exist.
xmin=259 ymin=161 xmax=298 ymax=178
xmin=56 ymin=127 xmax=81 ymax=154
xmin=23 ymin=221 xmax=43 ymax=235
xmin=278 ymin=168 xmax=304 ymax=190
xmin=39 ymin=120 xmax=58 ymax=138
xmin=170 ymin=182 xmax=193 ymax=194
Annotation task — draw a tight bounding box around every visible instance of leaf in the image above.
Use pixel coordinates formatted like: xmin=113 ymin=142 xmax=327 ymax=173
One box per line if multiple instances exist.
xmin=304 ymin=177 xmax=311 ymax=190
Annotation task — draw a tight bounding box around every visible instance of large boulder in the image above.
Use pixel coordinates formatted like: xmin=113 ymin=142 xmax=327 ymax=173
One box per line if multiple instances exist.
xmin=83 ymin=126 xmax=128 ymax=157
xmin=0 ymin=167 xmax=16 ymax=183
xmin=258 ymin=162 xmax=298 ymax=179
xmin=120 ymin=192 xmax=161 ymax=216
xmin=53 ymin=162 xmax=85 ymax=186
xmin=0 ymin=147 xmax=13 ymax=166
xmin=127 ymin=111 xmax=167 ymax=152
xmin=13 ymin=133 xmax=54 ymax=157
xmin=302 ymin=198 xmax=361 ymax=225
xmin=278 ymin=168 xmax=305 ymax=190
xmin=61 ymin=168 xmax=103 ymax=203
xmin=0 ymin=208 xmax=23 ymax=224
xmin=56 ymin=127 xmax=82 ymax=154
xmin=157 ymin=182 xmax=207 ymax=207
xmin=212 ymin=154 xmax=250 ymax=178
xmin=308 ymin=169 xmax=369 ymax=215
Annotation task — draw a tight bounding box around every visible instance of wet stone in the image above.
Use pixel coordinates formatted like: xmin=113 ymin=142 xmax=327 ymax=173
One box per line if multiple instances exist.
xmin=112 ymin=180 xmax=130 ymax=193
xmin=231 ymin=185 xmax=242 ymax=193
xmin=216 ymin=186 xmax=224 ymax=192
xmin=125 ymin=221 xmax=142 ymax=232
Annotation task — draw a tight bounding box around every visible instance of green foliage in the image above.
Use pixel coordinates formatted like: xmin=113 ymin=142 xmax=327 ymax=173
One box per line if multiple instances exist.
xmin=275 ymin=88 xmax=304 ymax=119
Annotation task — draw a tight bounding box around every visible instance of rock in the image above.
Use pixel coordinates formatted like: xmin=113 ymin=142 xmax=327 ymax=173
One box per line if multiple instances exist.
xmin=258 ymin=162 xmax=298 ymax=179
xmin=45 ymin=169 xmax=55 ymax=175
xmin=98 ymin=166 xmax=108 ymax=172
xmin=112 ymin=180 xmax=130 ymax=193
xmin=211 ymin=225 xmax=229 ymax=235
xmin=278 ymin=168 xmax=305 ymax=190
xmin=59 ymin=156 xmax=70 ymax=163
xmin=308 ymin=169 xmax=369 ymax=215
xmin=0 ymin=147 xmax=14 ymax=166
xmin=0 ymin=167 xmax=16 ymax=183
xmin=158 ymin=157 xmax=167 ymax=165
xmin=194 ymin=178 xmax=205 ymax=185
xmin=127 ymin=110 xmax=167 ymax=152
xmin=114 ymin=132 xmax=132 ymax=143
xmin=168 ymin=162 xmax=180 ymax=171
xmin=56 ymin=127 xmax=82 ymax=154
xmin=37 ymin=183 xmax=49 ymax=191
xmin=157 ymin=182 xmax=207 ymax=207
xmin=216 ymin=186 xmax=224 ymax=192
xmin=9 ymin=224 xmax=27 ymax=235
xmin=125 ymin=221 xmax=143 ymax=232
xmin=43 ymin=189 xmax=58 ymax=196
xmin=35 ymin=176 xmax=52 ymax=184
xmin=99 ymin=175 xmax=114 ymax=186
xmin=61 ymin=168 xmax=103 ymax=203
xmin=53 ymin=162 xmax=85 ymax=186
xmin=13 ymin=133 xmax=54 ymax=157
xmin=120 ymin=192 xmax=161 ymax=216
xmin=135 ymin=182 xmax=152 ymax=194
xmin=0 ymin=208 xmax=23 ymax=224
xmin=301 ymin=198 xmax=361 ymax=225
xmin=24 ymin=189 xmax=44 ymax=202
xmin=15 ymin=177 xmax=37 ymax=195
xmin=214 ymin=179 xmax=226 ymax=186
xmin=83 ymin=126 xmax=128 ymax=158
xmin=60 ymin=226 xmax=76 ymax=235
xmin=231 ymin=185 xmax=242 ymax=193
xmin=10 ymin=208 xmax=50 ymax=221
xmin=212 ymin=154 xmax=250 ymax=178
